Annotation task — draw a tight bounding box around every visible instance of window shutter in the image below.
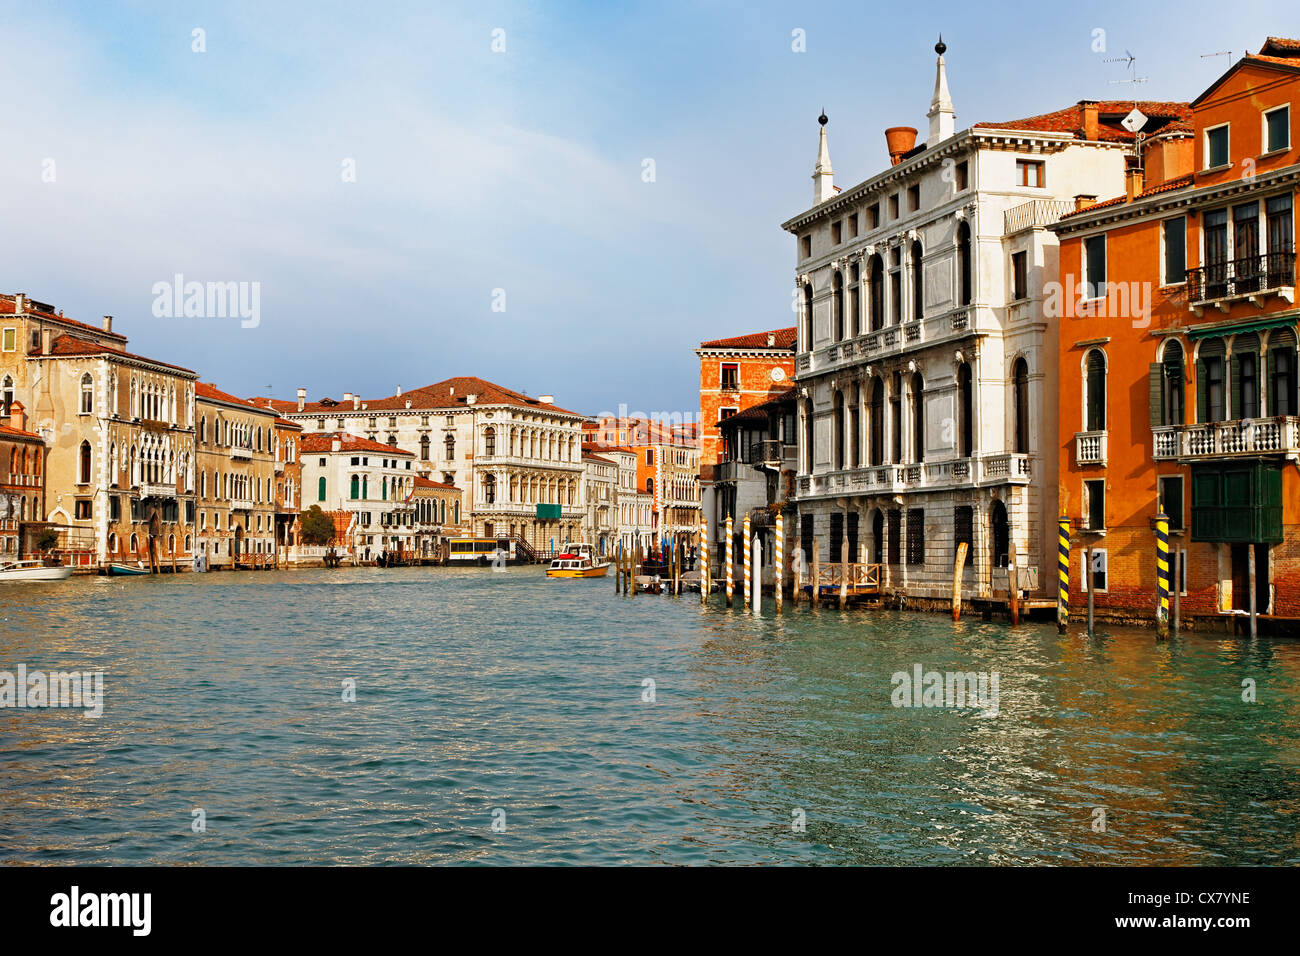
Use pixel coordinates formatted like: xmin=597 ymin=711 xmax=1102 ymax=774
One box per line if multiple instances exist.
xmin=1229 ymin=354 xmax=1240 ymax=420
xmin=1267 ymin=349 xmax=1277 ymax=415
xmin=1196 ymin=360 xmax=1208 ymax=423
xmin=1149 ymin=363 xmax=1164 ymax=427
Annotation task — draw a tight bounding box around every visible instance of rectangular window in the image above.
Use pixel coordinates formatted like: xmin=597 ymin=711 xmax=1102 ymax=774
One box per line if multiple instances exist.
xmin=1205 ymin=356 xmax=1226 ymax=421
xmin=75 ymin=499 xmax=92 ymax=520
xmin=1012 ymin=251 xmax=1027 ymax=300
xmin=1158 ymin=475 xmax=1185 ymax=531
xmin=719 ymin=406 xmax=737 ymax=421
xmin=720 ymin=363 xmax=739 ymax=390
xmin=109 ymin=496 xmax=121 ymax=521
xmin=889 ymin=194 xmax=899 ymax=219
xmin=848 ymin=213 xmax=859 ymax=238
xmin=868 ymin=203 xmax=880 ymax=229
xmin=1084 ymin=234 xmax=1106 ymax=299
xmin=954 ymin=505 xmax=973 ymax=566
xmin=1176 ymin=549 xmax=1188 ymax=595
xmin=955 ymin=160 xmax=969 ymax=191
xmin=1016 ymin=159 xmax=1044 ymax=187
xmin=907 ymin=184 xmax=920 ymax=211
xmin=1084 ymin=479 xmax=1105 ymax=531
xmin=1206 ymin=124 xmax=1229 ymax=168
xmin=831 ymin=220 xmax=842 ymax=244
xmin=1081 ymin=548 xmax=1108 ymax=592
xmin=829 ymin=512 xmax=843 ymax=562
xmin=905 ymin=508 xmax=925 ymax=565
xmin=1162 ymin=217 xmax=1187 ymax=285
xmin=1265 ymin=105 xmax=1290 ymax=153
xmin=887 ymin=509 xmax=901 ymax=565
xmin=1 ymin=328 xmax=14 ymax=351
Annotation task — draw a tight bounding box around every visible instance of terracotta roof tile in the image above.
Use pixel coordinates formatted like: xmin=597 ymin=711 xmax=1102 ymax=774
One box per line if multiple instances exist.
xmin=194 ymin=381 xmax=279 ymax=415
xmin=45 ymin=334 xmax=196 ymax=375
xmin=271 ymin=376 xmax=584 ymax=418
xmin=0 ymin=424 xmax=43 ymax=442
xmin=1059 ymin=173 xmax=1195 ymax=219
xmin=975 ymin=100 xmax=1192 ymax=142
xmin=699 ymin=327 xmax=797 ymax=350
xmin=300 ymin=432 xmax=415 ymax=457
xmin=0 ymin=293 xmax=128 ymax=341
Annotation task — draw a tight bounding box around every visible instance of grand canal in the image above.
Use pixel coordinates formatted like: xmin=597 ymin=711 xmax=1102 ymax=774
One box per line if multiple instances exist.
xmin=1 ymin=566 xmax=1297 ymax=865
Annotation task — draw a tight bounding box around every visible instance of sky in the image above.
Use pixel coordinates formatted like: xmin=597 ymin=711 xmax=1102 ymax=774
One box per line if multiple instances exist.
xmin=0 ymin=0 xmax=1294 ymax=419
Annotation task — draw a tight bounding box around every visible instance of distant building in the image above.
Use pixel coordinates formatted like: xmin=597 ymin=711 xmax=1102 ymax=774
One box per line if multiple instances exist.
xmin=408 ymin=475 xmax=464 ymax=558
xmin=195 ymin=383 xmax=279 ymax=567
xmin=300 ymin=432 xmax=417 ymax=562
xmin=695 ymin=327 xmax=796 ymax=469
xmin=0 ymin=401 xmax=45 ymax=560
xmin=590 ymin=416 xmax=700 ymax=550
xmin=581 ymin=444 xmax=617 ymax=553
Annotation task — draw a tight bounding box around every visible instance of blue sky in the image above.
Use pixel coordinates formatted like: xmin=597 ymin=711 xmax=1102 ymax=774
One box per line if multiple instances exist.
xmin=0 ymin=0 xmax=1293 ymax=417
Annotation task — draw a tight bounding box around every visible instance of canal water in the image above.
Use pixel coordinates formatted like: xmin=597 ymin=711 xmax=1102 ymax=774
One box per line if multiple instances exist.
xmin=1 ymin=566 xmax=1297 ymax=865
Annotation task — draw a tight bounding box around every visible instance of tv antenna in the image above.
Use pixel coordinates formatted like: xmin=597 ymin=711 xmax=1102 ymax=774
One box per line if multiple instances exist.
xmin=1106 ymin=50 xmax=1148 ymax=107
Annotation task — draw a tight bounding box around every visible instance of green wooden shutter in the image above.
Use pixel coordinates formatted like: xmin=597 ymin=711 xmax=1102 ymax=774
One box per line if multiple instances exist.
xmin=1229 ymin=354 xmax=1240 ymax=420
xmin=1196 ymin=360 xmax=1208 ymax=423
xmin=1267 ymin=348 xmax=1277 ymax=415
xmin=1149 ymin=363 xmax=1164 ymax=427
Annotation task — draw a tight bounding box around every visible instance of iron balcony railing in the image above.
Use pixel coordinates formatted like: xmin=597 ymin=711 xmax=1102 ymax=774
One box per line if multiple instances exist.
xmin=1186 ymin=250 xmax=1295 ymax=305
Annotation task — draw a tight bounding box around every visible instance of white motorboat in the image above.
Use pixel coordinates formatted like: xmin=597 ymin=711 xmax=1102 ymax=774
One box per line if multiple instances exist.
xmin=0 ymin=559 xmax=74 ymax=582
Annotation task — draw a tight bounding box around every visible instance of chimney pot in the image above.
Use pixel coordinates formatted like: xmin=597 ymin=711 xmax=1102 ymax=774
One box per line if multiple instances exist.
xmin=102 ymin=315 xmax=113 ymax=334
xmin=353 ymin=394 xmax=360 ymax=410
xmin=766 ymin=332 xmax=776 ymax=347
xmin=885 ymin=126 xmax=919 ymax=166
xmin=1125 ymin=166 xmax=1144 ymax=202
xmin=539 ymin=394 xmax=554 ymax=404
xmin=1074 ymin=194 xmax=1098 ymax=211
xmin=296 ymin=387 xmax=306 ymax=412
xmin=9 ymin=400 xmax=25 ymax=431
xmin=15 ymin=294 xmax=25 ymax=313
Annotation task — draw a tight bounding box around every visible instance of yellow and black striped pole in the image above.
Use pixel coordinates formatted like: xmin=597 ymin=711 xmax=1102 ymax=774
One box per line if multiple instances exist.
xmin=1057 ymin=516 xmax=1071 ymax=633
xmin=1155 ymin=511 xmax=1170 ymax=639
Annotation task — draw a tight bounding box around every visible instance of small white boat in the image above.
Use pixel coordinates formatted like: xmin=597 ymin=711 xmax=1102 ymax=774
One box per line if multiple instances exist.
xmin=546 ymin=543 xmax=611 ymax=578
xmin=0 ymin=559 xmax=74 ymax=582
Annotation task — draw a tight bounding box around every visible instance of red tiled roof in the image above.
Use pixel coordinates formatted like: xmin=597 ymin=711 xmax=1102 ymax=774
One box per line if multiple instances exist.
xmin=412 ymin=476 xmax=459 ymax=491
xmin=268 ymin=376 xmax=583 ymax=418
xmin=699 ymin=327 xmax=797 ymax=351
xmin=1059 ymin=173 xmax=1195 ymax=219
xmin=975 ymin=100 xmax=1192 ymax=142
xmin=0 ymin=424 xmax=43 ymax=442
xmin=194 ymin=381 xmax=279 ymax=415
xmin=300 ymin=432 xmax=415 ymax=457
xmin=719 ymin=387 xmax=797 ymax=426
xmin=0 ymin=293 xmax=128 ymax=342
xmin=45 ymin=334 xmax=196 ymax=375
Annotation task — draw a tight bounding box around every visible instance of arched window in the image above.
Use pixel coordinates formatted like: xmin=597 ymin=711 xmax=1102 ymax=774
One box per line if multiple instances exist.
xmin=317 ymin=475 xmax=327 ymax=501
xmin=1085 ymin=349 xmax=1107 ymax=431
xmin=957 ymin=363 xmax=973 ymax=458
xmin=646 ymin=477 xmax=655 ymax=496
xmin=1 ymin=375 xmax=13 ymax=415
xmin=1196 ymin=339 xmax=1227 ymax=423
xmin=1012 ymin=358 xmax=1030 ymax=453
xmin=911 ymin=372 xmax=925 ymax=462
xmin=350 ymin=475 xmax=360 ymax=499
xmin=445 ymin=434 xmax=455 ymax=461
xmin=832 ymin=270 xmax=844 ymax=341
xmin=849 ymin=382 xmax=861 ymax=468
xmin=910 ymin=240 xmax=924 ymax=321
xmin=956 ymin=221 xmax=972 ymax=306
xmin=78 ymin=441 xmax=92 ymax=484
xmin=80 ymin=373 xmax=93 ymax=414
xmin=484 ymin=427 xmax=496 ymax=457
xmin=420 ymin=435 xmax=430 ymax=461
xmin=1158 ymin=341 xmax=1185 ymax=426
xmin=1269 ymin=328 xmax=1298 ymax=416
xmin=868 ymin=254 xmax=884 ymax=331
xmin=832 ymin=390 xmax=845 ymax=470
xmin=890 ymin=372 xmax=903 ymax=463
xmin=849 ymin=262 xmax=861 ymax=338
xmin=1231 ymin=333 xmax=1261 ymax=420
xmin=869 ymin=378 xmax=884 ymax=466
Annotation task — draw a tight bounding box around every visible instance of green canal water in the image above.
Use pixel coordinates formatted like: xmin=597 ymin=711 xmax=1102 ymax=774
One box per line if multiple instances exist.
xmin=1 ymin=566 xmax=1297 ymax=865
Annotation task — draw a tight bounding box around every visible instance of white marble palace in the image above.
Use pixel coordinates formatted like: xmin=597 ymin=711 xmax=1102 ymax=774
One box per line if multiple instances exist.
xmin=785 ymin=39 xmax=1188 ymax=604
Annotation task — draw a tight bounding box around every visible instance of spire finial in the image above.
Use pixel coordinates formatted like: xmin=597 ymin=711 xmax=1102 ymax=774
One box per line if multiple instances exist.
xmin=818 ymin=109 xmax=828 ymax=127
xmin=935 ymin=34 xmax=946 ymax=56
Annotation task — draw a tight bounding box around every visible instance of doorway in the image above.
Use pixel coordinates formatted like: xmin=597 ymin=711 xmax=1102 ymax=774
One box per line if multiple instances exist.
xmin=1231 ymin=543 xmax=1270 ymax=613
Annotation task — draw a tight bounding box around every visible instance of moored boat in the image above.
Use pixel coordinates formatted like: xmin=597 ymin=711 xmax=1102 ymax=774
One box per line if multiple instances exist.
xmin=545 ymin=543 xmax=611 ymax=578
xmin=107 ymin=562 xmax=149 ymax=576
xmin=0 ymin=560 xmax=74 ymax=583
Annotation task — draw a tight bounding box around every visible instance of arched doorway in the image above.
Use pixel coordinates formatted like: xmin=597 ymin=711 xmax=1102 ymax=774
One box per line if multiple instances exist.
xmin=871 ymin=509 xmax=884 ymax=565
xmin=990 ymin=500 xmax=1009 ymax=569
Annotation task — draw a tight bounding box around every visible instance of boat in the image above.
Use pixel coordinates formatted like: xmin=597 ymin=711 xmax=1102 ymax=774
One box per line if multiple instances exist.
xmin=0 ymin=559 xmax=74 ymax=583
xmin=107 ymin=562 xmax=149 ymax=576
xmin=546 ymin=543 xmax=611 ymax=578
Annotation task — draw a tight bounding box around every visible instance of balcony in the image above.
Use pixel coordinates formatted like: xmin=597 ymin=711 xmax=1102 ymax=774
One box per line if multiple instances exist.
xmin=793 ymin=453 xmax=1032 ymax=501
xmin=230 ymin=497 xmax=256 ymax=510
xmin=1003 ymin=199 xmax=1076 ymax=236
xmin=274 ymin=460 xmax=285 ymax=474
xmin=1075 ymin=431 xmax=1107 ymax=465
xmin=229 ymin=446 xmax=253 ymax=461
xmin=1186 ymin=251 xmax=1295 ymax=313
xmin=753 ymin=440 xmax=795 ymax=468
xmin=1152 ymin=417 xmax=1300 ymax=460
xmin=140 ymin=482 xmax=177 ymax=499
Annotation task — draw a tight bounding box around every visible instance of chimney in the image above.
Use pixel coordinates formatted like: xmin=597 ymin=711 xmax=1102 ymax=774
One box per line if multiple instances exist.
xmin=539 ymin=394 xmax=554 ymax=404
xmin=766 ymin=332 xmax=776 ymax=347
xmin=331 ymin=438 xmax=342 ymax=452
xmin=1125 ymin=165 xmax=1144 ymax=202
xmin=467 ymin=394 xmax=477 ymax=405
xmin=102 ymin=315 xmax=113 ymax=334
xmin=342 ymin=392 xmax=353 ymax=404
xmin=296 ymin=387 xmax=306 ymax=412
xmin=396 ymin=385 xmax=402 ymax=396
xmin=885 ymin=126 xmax=918 ymax=166
xmin=812 ymin=112 xmax=835 ymax=204
xmin=9 ymin=400 xmax=25 ymax=431
xmin=41 ymin=328 xmax=52 ymax=355
xmin=1074 ymin=194 xmax=1097 ymax=212
xmin=352 ymin=394 xmax=360 ymax=410
xmin=14 ymin=294 xmax=25 ymax=313
xmin=1079 ymin=100 xmax=1099 ymax=141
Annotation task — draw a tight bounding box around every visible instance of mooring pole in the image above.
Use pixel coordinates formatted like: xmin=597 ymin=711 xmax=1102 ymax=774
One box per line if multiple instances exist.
xmin=1057 ymin=516 xmax=1071 ymax=634
xmin=752 ymin=535 xmax=762 ymax=617
xmin=742 ymin=513 xmax=752 ymax=609
xmin=1008 ymin=538 xmax=1020 ymax=626
xmin=1086 ymin=544 xmax=1095 ymax=637
xmin=1155 ymin=512 xmax=1170 ymax=640
xmin=774 ymin=512 xmax=784 ymax=614
xmin=724 ymin=516 xmax=734 ymax=607
xmin=1248 ymin=545 xmax=1258 ymax=639
xmin=811 ymin=546 xmax=820 ymax=608
xmin=1172 ymin=548 xmax=1180 ymax=634
xmin=700 ymin=518 xmax=709 ymax=604
xmin=952 ymin=542 xmax=967 ymax=622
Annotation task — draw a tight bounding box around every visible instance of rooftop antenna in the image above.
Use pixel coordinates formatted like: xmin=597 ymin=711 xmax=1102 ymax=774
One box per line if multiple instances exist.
xmin=1105 ymin=50 xmax=1150 ymax=166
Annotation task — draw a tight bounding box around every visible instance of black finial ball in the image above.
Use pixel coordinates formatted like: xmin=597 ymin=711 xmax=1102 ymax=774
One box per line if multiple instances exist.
xmin=935 ymin=35 xmax=946 ymax=55
xmin=818 ymin=111 xmax=828 ymax=127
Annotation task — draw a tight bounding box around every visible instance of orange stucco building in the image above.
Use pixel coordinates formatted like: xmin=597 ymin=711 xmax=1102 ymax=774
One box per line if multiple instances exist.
xmin=695 ymin=328 xmax=796 ymax=469
xmin=1054 ymin=37 xmax=1300 ymax=627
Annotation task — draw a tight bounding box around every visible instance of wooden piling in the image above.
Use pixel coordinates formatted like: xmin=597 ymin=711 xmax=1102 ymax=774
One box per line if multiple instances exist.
xmin=615 ymin=542 xmax=622 ymax=593
xmin=810 ymin=547 xmax=820 ymax=607
xmin=952 ymin=542 xmax=968 ymax=621
xmin=839 ymin=540 xmax=848 ymax=610
xmin=724 ymin=516 xmax=734 ymax=607
xmin=1172 ymin=549 xmax=1180 ymax=634
xmin=1248 ymin=545 xmax=1257 ymax=639
xmin=751 ymin=535 xmax=762 ymax=616
xmin=1008 ymin=539 xmax=1020 ymax=626
xmin=700 ymin=519 xmax=709 ymax=604
xmin=1086 ymin=545 xmax=1095 ymax=636
xmin=742 ymin=513 xmax=751 ymax=609
xmin=774 ymin=512 xmax=784 ymax=614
